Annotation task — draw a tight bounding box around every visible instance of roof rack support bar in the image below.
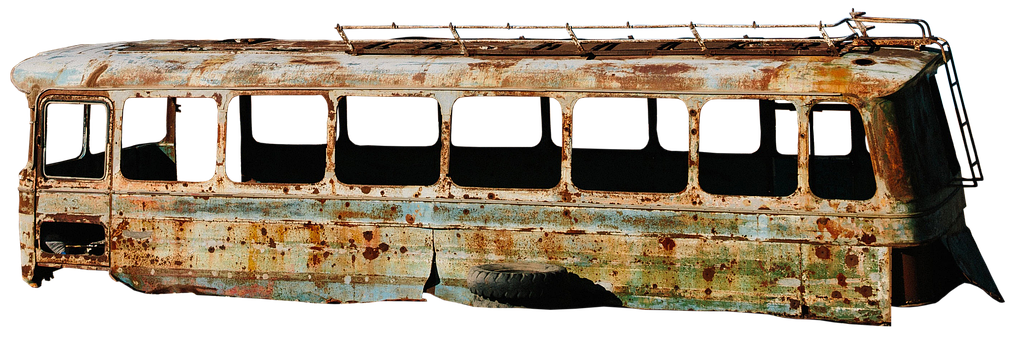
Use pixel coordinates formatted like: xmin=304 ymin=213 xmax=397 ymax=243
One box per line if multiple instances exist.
xmin=565 ymin=24 xmax=586 ymax=54
xmin=689 ymin=22 xmax=706 ymax=51
xmin=449 ymin=23 xmax=468 ymax=56
xmin=334 ymin=24 xmax=356 ymax=53
xmin=818 ymin=21 xmax=835 ymax=48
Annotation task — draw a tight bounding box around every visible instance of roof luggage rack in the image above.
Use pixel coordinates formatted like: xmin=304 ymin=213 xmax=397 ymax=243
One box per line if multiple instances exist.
xmin=335 ymin=10 xmax=938 ymax=57
xmin=333 ymin=7 xmax=982 ymax=186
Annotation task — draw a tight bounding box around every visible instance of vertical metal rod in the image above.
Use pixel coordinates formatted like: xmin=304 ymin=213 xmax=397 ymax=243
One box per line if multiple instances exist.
xmin=79 ymin=104 xmax=91 ymax=159
xmin=689 ymin=22 xmax=706 ymax=51
xmin=450 ymin=23 xmax=468 ymax=56
xmin=565 ymin=24 xmax=585 ymax=54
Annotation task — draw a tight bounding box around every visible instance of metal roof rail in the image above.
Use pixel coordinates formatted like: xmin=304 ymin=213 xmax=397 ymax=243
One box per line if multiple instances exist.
xmin=335 ymin=8 xmax=978 ymax=186
xmin=335 ymin=11 xmax=940 ymax=57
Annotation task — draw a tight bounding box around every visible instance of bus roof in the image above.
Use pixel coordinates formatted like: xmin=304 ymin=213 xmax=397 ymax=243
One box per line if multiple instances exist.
xmin=11 ymin=39 xmax=941 ymax=98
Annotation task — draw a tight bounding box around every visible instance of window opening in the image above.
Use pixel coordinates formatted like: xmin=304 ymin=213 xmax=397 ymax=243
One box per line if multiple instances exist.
xmin=346 ymin=97 xmax=439 ymax=147
xmin=43 ymin=103 xmax=107 ymax=178
xmin=39 ymin=222 xmax=105 ymax=256
xmin=698 ymin=99 xmax=797 ymax=196
xmin=227 ymin=95 xmax=328 ymax=184
xmin=657 ymin=99 xmax=690 ymax=152
xmin=811 ymin=107 xmax=852 ymax=156
xmin=809 ymin=102 xmax=875 ymax=200
xmin=336 ymin=96 xmax=440 ymax=186
xmin=121 ymin=98 xmax=217 ymax=182
xmin=450 ymin=97 xmax=561 ymax=189
xmin=571 ymin=97 xmax=688 ymax=193
xmin=572 ymin=98 xmax=648 ymax=150
xmin=698 ymin=100 xmax=761 ymax=154
xmin=775 ymin=102 xmax=799 ymax=155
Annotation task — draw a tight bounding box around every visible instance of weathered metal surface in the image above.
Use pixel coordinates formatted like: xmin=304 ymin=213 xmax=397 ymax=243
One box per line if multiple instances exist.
xmin=11 ymin=43 xmax=939 ymax=100
xmin=434 ymin=229 xmax=890 ymax=323
xmin=11 ymin=13 xmax=1002 ymax=325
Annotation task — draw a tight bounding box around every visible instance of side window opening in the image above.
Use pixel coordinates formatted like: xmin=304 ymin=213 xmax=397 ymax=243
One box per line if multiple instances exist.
xmin=336 ymin=96 xmax=440 ymax=186
xmin=39 ymin=222 xmax=105 ymax=256
xmin=571 ymin=97 xmax=688 ymax=193
xmin=121 ymin=98 xmax=217 ymax=182
xmin=699 ymin=99 xmax=797 ymax=196
xmin=809 ymin=102 xmax=876 ymax=200
xmin=227 ymin=95 xmax=328 ymax=184
xmin=43 ymin=103 xmax=108 ymax=178
xmin=450 ymin=97 xmax=561 ymax=189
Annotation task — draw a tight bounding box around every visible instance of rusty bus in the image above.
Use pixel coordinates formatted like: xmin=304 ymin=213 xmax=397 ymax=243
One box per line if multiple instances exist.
xmin=11 ymin=11 xmax=1002 ymax=324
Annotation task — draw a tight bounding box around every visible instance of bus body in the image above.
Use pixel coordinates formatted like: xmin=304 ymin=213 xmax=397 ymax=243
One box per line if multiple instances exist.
xmin=11 ymin=13 xmax=1002 ymax=324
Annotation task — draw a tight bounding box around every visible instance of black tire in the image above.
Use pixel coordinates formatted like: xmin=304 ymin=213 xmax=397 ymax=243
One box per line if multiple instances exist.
xmin=466 ymin=263 xmax=569 ymax=301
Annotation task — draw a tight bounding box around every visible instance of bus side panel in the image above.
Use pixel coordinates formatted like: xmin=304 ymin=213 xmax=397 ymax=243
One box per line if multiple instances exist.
xmin=109 ymin=194 xmax=433 ymax=303
xmin=433 ymin=229 xmax=891 ymax=324
xmin=19 ymin=187 xmax=36 ymax=285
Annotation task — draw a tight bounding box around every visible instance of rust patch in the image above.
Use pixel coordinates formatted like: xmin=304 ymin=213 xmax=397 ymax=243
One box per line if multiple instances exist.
xmin=844 ymin=254 xmax=859 ymax=267
xmin=658 ymin=237 xmax=676 ymax=251
xmin=360 ymin=186 xmax=372 ymax=194
xmin=836 ymin=273 xmax=847 ymax=287
xmin=49 ymin=213 xmax=102 ymax=225
xmin=702 ymin=267 xmax=716 ymax=281
xmin=85 ymin=64 xmax=109 ymax=87
xmin=630 ymin=63 xmax=697 ymax=75
xmin=788 ymin=298 xmax=801 ymax=309
xmin=399 ymin=246 xmax=408 ymax=254
xmin=831 ymin=291 xmax=843 ymax=298
xmin=814 ymin=246 xmax=831 ymax=260
xmin=858 ymin=233 xmax=877 ymax=245
xmin=377 ymin=243 xmax=389 ymax=252
xmin=468 ymin=60 xmax=519 ymax=72
xmin=405 ymin=214 xmax=415 ymax=224
xmin=22 ymin=265 xmax=31 ymax=278
xmin=362 ymin=247 xmax=380 ymax=260
xmin=816 ymin=217 xmax=854 ymax=240
xmin=855 ymin=286 xmax=874 ymax=298
xmin=18 ymin=194 xmax=32 ymax=214
xmin=362 ymin=231 xmax=374 ymax=241
xmin=290 ymin=56 xmax=339 ymax=66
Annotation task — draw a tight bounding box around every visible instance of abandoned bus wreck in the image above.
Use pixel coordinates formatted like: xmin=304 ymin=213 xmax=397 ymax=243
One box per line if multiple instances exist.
xmin=11 ymin=11 xmax=1002 ymax=324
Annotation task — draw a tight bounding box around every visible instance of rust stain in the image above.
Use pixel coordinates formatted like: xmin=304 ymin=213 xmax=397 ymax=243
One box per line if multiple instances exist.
xmin=630 ymin=63 xmax=697 ymax=75
xmin=363 ymin=247 xmax=380 ymax=260
xmin=48 ymin=214 xmax=103 ymax=225
xmin=858 ymin=233 xmax=877 ymax=245
xmin=412 ymin=72 xmax=426 ymax=83
xmin=814 ymin=246 xmax=831 ymax=260
xmin=702 ymin=267 xmax=716 ymax=282
xmin=880 ymin=124 xmax=914 ymax=201
xmin=816 ymin=217 xmax=854 ymax=240
xmin=468 ymin=60 xmax=519 ymax=72
xmin=844 ymin=254 xmax=859 ymax=267
xmin=85 ymin=63 xmax=109 ymax=87
xmin=658 ymin=237 xmax=676 ymax=251
xmin=836 ymin=273 xmax=848 ymax=287
xmin=855 ymin=286 xmax=874 ymax=298
xmin=290 ymin=56 xmax=340 ymax=66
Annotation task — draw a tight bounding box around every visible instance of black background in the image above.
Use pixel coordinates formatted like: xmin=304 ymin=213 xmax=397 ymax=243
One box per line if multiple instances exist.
xmin=6 ymin=3 xmax=1003 ymax=330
